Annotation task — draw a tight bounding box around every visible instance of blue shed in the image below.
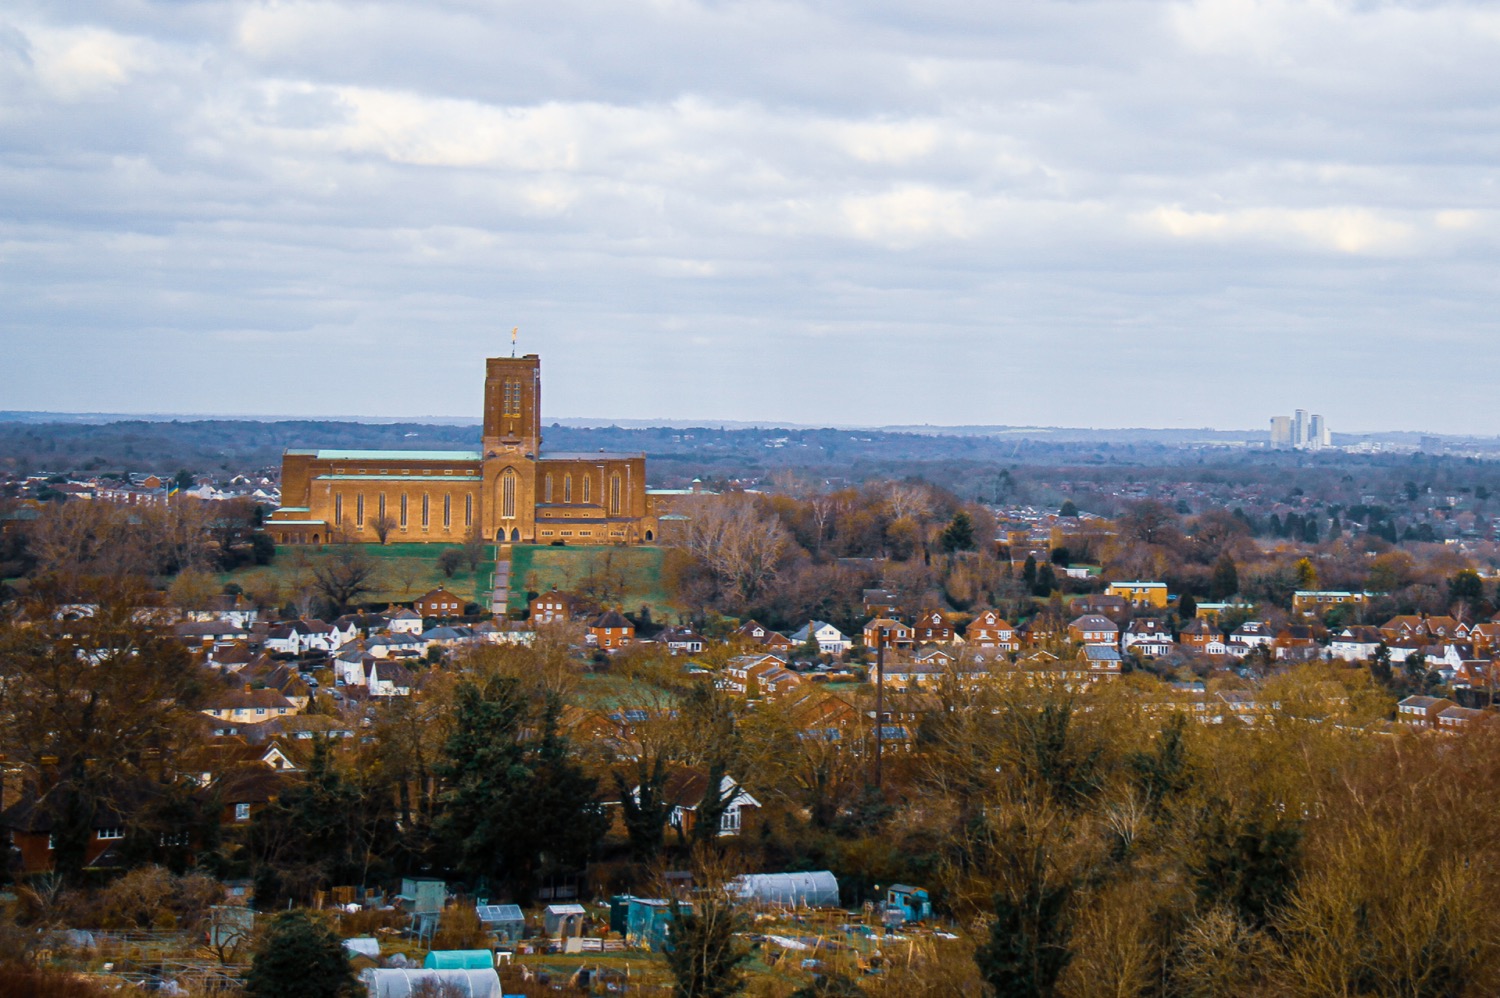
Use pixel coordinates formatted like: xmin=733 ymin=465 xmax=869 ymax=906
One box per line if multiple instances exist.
xmin=626 ymin=898 xmax=691 ymax=951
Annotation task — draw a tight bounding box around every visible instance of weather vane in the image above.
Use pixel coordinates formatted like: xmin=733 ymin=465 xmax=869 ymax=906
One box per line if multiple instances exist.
xmin=511 ymin=326 xmax=518 ymax=357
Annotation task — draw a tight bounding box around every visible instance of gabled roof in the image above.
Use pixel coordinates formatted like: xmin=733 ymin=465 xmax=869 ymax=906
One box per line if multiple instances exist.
xmin=591 ymin=610 xmax=634 ymax=630
xmin=1068 ymin=614 xmax=1119 ymax=631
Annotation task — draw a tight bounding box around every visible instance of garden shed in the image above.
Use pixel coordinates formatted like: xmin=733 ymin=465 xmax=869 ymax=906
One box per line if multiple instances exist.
xmin=476 ymin=904 xmax=525 ymax=944
xmin=423 ymin=950 xmax=493 ymax=970
xmin=363 ymin=969 xmax=500 ymax=998
xmin=626 ymin=897 xmax=690 ymax=951
xmin=729 ymin=871 xmax=840 ymax=908
xmin=543 ymin=903 xmax=587 ymax=938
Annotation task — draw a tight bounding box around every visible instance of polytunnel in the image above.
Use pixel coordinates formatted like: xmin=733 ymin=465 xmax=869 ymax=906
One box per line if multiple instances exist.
xmin=728 ymin=870 xmax=840 ymax=908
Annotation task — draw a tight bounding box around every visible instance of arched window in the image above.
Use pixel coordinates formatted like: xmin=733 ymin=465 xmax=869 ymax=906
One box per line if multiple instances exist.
xmin=564 ymin=474 xmax=572 ymax=504
xmin=610 ymin=474 xmax=622 ymax=515
xmin=544 ymin=474 xmax=553 ymax=503
xmin=334 ymin=494 xmax=343 ymax=526
xmin=501 ymin=468 xmax=517 ymax=519
xmin=582 ymin=475 xmax=591 ymax=504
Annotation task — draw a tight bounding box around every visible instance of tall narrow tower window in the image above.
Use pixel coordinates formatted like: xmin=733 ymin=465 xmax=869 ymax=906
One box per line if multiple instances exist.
xmin=502 ymin=468 xmax=517 ymax=519
xmin=503 ymin=379 xmax=522 ymax=416
xmin=610 ymin=474 xmax=622 ymax=515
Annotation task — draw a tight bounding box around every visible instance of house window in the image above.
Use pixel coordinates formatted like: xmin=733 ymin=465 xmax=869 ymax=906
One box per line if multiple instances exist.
xmin=465 ymin=494 xmax=473 ymax=527
xmin=356 ymin=494 xmax=365 ymax=527
xmin=443 ymin=494 xmax=451 ymax=528
xmin=400 ymin=494 xmax=408 ymax=527
xmin=502 ymin=468 xmax=517 ymax=519
xmin=564 ymin=475 xmax=572 ymax=503
xmin=334 ymin=494 xmax=343 ymax=526
xmin=234 ymin=803 xmax=251 ymax=823
xmin=97 ymin=827 xmax=124 ymax=841
xmin=610 ymin=474 xmax=622 ymax=515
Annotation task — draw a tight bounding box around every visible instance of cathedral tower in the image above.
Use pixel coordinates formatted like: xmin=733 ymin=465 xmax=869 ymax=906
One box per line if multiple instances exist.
xmin=481 ymin=354 xmax=541 ymax=543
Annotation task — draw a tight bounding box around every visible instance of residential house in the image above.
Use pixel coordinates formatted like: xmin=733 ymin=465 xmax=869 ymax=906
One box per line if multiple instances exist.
xmin=1274 ymin=626 xmax=1322 ymax=662
xmin=1231 ymin=621 xmax=1275 ymax=649
xmin=1437 ymin=705 xmax=1490 ymax=733
xmin=1105 ymin=581 xmax=1169 ymax=608
xmin=965 ymin=610 xmax=1019 ymax=652
xmin=413 ymin=586 xmax=465 ymax=619
xmin=530 ymin=588 xmax=582 ymax=625
xmin=656 ymin=626 xmax=705 ymax=655
xmin=589 ymin=610 xmax=635 ymax=651
xmin=1067 ymin=615 xmax=1120 ymax=646
xmin=387 ymin=608 xmax=424 ymax=634
xmin=788 ymin=621 xmax=851 ymax=655
xmin=366 ymin=631 xmax=427 ymax=660
xmin=1292 ymin=590 xmax=1367 ymax=617
xmin=1179 ymin=618 xmax=1221 ymax=654
xmin=184 ymin=594 xmax=260 ymax=628
xmin=1396 ymin=695 xmax=1455 ymax=731
xmin=657 ymin=769 xmax=761 ymax=838
xmin=862 ymin=589 xmax=902 ymax=618
xmin=732 ymin=619 xmax=794 ymax=652
xmin=722 ymin=654 xmax=800 ymax=698
xmin=912 ymin=609 xmax=955 ymax=644
xmin=201 ymin=683 xmax=296 ymax=724
xmin=1328 ymin=626 xmax=1385 ymax=663
xmin=1122 ymin=619 xmax=1175 ymax=657
xmin=862 ymin=618 xmax=913 ymax=650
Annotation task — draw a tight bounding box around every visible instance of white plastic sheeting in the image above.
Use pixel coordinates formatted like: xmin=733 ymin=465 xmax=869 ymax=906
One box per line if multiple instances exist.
xmin=362 ymin=968 xmax=501 ymax=998
xmin=728 ymin=871 xmax=840 ymax=908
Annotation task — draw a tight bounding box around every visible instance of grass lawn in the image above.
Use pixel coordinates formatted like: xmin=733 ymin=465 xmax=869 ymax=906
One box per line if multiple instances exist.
xmin=507 ymin=544 xmax=670 ymax=616
xmin=227 ymin=543 xmax=497 ymax=609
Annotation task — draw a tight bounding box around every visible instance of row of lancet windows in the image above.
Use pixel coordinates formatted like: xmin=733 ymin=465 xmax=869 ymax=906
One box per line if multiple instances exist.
xmin=539 ymin=471 xmax=624 ymax=514
xmin=327 ymin=469 xmax=626 ymax=529
xmin=334 ymin=493 xmax=472 ymax=529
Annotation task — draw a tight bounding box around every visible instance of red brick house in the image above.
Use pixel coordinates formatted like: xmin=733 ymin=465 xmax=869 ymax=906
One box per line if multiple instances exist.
xmin=413 ymin=586 xmax=465 ymax=619
xmin=965 ymin=610 xmax=1019 ymax=652
xmin=913 ymin=609 xmax=954 ymax=644
xmin=589 ymin=610 xmax=635 ymax=651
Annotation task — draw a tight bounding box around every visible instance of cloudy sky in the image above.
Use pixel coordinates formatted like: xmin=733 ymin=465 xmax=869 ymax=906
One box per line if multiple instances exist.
xmin=3 ymin=1 xmax=1499 ymax=433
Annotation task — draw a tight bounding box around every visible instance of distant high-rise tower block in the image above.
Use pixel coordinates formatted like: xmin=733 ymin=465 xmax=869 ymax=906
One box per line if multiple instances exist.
xmin=1270 ymin=410 xmax=1331 ymax=451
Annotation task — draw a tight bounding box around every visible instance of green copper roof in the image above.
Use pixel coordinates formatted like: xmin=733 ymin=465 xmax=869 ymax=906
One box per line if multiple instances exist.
xmin=311 ymin=449 xmax=482 ymax=461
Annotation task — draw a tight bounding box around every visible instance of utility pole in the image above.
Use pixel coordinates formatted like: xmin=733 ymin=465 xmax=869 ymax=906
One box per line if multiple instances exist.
xmin=874 ymin=626 xmax=886 ymax=789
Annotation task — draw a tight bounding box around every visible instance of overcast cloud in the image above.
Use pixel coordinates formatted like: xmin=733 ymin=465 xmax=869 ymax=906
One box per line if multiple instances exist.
xmin=3 ymin=0 xmax=1499 ymax=433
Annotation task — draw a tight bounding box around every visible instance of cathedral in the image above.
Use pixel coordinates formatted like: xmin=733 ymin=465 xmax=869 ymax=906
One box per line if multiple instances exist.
xmin=266 ymin=354 xmax=657 ymax=545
